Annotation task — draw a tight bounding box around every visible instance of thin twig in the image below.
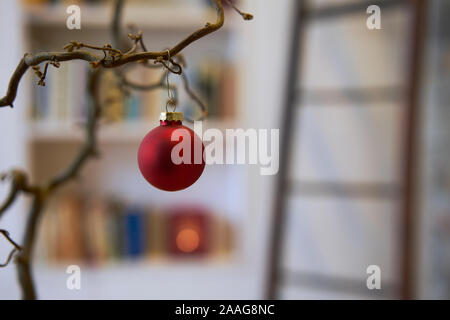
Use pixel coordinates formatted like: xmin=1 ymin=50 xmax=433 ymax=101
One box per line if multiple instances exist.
xmin=181 ymin=73 xmax=208 ymax=122
xmin=224 ymin=0 xmax=254 ymax=20
xmin=48 ymin=69 xmax=102 ymax=191
xmin=0 ymin=230 xmax=22 ymax=268
xmin=0 ymin=229 xmax=22 ymax=251
xmin=0 ymin=248 xmax=18 ymax=268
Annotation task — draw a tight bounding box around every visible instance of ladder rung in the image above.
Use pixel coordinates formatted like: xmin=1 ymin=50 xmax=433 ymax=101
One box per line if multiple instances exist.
xmin=281 ymin=269 xmax=399 ymax=298
xmin=304 ymin=0 xmax=407 ymax=21
xmin=296 ymin=87 xmax=405 ymax=105
xmin=288 ymin=181 xmax=401 ymax=199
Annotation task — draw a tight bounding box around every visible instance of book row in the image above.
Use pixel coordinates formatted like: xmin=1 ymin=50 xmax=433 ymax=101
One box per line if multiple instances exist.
xmin=39 ymin=195 xmax=235 ymax=265
xmin=31 ymin=59 xmax=237 ymax=123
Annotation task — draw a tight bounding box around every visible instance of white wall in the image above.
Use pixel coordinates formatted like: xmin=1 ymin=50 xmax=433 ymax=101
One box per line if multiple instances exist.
xmin=241 ymin=0 xmax=295 ymax=297
xmin=0 ymin=0 xmax=28 ymax=300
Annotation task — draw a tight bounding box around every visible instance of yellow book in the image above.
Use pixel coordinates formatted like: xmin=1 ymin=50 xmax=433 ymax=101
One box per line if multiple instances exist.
xmin=99 ymin=70 xmax=125 ymax=122
xmin=146 ymin=208 xmax=167 ymax=260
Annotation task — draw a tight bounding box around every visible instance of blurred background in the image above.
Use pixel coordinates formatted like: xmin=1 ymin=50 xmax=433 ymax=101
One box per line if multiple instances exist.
xmin=0 ymin=0 xmax=449 ymax=300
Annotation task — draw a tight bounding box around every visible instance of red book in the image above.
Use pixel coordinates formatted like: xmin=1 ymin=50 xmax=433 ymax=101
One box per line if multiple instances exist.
xmin=167 ymin=206 xmax=210 ymax=256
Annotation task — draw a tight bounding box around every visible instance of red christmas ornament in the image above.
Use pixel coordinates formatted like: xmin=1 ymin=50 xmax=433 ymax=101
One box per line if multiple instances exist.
xmin=138 ymin=112 xmax=205 ymax=192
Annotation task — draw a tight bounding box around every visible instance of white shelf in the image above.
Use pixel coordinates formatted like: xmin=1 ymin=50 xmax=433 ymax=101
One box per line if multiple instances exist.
xmin=36 ymin=257 xmax=238 ymax=271
xmin=27 ymin=120 xmax=152 ymax=143
xmin=27 ymin=119 xmax=238 ymax=143
xmin=22 ymin=3 xmax=238 ymax=31
xmin=33 ymin=258 xmax=256 ymax=299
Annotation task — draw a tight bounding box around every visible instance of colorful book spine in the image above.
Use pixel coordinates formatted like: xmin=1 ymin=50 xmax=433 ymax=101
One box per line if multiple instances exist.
xmin=124 ymin=208 xmax=145 ymax=258
xmin=167 ymin=206 xmax=210 ymax=256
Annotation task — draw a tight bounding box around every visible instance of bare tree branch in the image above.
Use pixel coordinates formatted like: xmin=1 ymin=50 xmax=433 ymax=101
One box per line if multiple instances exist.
xmin=0 ymin=0 xmax=252 ymax=299
xmin=15 ymin=194 xmax=43 ymax=299
xmin=0 ymin=0 xmax=227 ymax=109
xmin=0 ymin=170 xmax=39 ymax=219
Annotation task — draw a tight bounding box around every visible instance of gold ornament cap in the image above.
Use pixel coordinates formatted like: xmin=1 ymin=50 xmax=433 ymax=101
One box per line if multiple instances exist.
xmin=160 ymin=112 xmax=183 ymax=122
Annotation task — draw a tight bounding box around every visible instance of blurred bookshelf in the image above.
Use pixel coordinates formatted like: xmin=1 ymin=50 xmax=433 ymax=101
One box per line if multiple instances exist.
xmin=37 ymin=194 xmax=235 ymax=266
xmin=26 ymin=119 xmax=237 ymax=143
xmin=21 ymin=0 xmax=240 ymax=31
xmin=29 ymin=59 xmax=239 ymax=130
xmin=18 ymin=0 xmax=248 ymax=294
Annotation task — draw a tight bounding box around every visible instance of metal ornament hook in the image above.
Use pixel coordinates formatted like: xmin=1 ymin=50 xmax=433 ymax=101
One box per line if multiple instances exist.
xmin=164 ymin=49 xmax=176 ymax=112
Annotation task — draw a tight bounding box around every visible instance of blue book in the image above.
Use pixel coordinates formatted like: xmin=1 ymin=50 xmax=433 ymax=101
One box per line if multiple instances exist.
xmin=126 ymin=94 xmax=140 ymax=121
xmin=124 ymin=208 xmax=145 ymax=258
